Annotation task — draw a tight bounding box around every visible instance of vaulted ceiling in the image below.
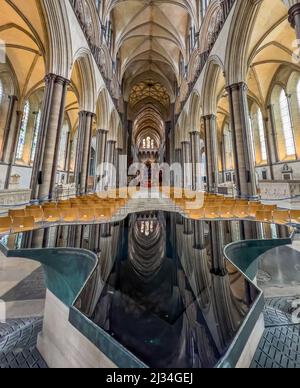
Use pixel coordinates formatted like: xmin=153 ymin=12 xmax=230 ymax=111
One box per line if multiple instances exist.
xmin=106 ymin=0 xmax=196 ymax=117
xmin=0 ymin=0 xmax=46 ymax=102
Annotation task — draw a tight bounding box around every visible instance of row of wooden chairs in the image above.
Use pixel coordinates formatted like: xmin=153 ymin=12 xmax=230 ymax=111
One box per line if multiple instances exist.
xmin=185 ymin=205 xmax=298 ymax=225
xmin=0 ymin=205 xmax=117 ymax=235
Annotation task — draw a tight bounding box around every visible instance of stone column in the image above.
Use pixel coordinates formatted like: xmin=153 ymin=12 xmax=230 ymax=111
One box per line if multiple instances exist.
xmin=203 ymin=115 xmax=219 ymax=193
xmin=31 ymin=74 xmax=70 ymax=201
xmin=209 ymin=221 xmax=227 ymax=276
xmin=1 ymin=95 xmax=18 ymax=162
xmin=190 ymin=131 xmax=202 ymax=191
xmin=81 ymin=112 xmax=95 ymax=194
xmin=289 ymin=3 xmax=300 ymax=44
xmin=127 ymin=121 xmax=133 ymax=164
xmin=74 ymin=111 xmax=94 ymax=195
xmin=193 ymin=220 xmax=206 ymax=250
xmin=226 ymin=82 xmax=257 ymax=198
xmin=104 ymin=140 xmax=116 ymax=190
xmin=94 ymin=129 xmax=108 ymax=190
xmin=181 ymin=141 xmax=192 ymax=190
xmin=175 ymin=148 xmax=182 ymax=165
xmin=4 ymin=109 xmax=23 ymax=189
xmin=183 ymin=219 xmax=193 ymax=235
xmin=115 ymin=147 xmax=122 ymax=188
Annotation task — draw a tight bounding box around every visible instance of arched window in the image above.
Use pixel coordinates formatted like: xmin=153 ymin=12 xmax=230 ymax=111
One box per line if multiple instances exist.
xmin=30 ymin=110 xmax=41 ymax=163
xmin=223 ymin=123 xmax=234 ymax=171
xmin=257 ymin=109 xmax=267 ymax=161
xmin=279 ymin=89 xmax=295 ymax=156
xmin=16 ymin=100 xmax=30 ymax=160
xmin=146 ymin=136 xmax=151 ymax=149
xmin=58 ymin=121 xmax=69 ymax=170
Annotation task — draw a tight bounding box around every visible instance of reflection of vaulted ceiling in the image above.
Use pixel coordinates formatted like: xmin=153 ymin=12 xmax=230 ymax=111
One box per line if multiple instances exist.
xmin=0 ymin=0 xmax=46 ymax=101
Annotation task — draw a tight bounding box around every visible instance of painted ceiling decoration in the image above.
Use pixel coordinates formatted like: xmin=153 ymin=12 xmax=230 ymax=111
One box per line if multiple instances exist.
xmin=129 ymin=80 xmax=170 ymax=109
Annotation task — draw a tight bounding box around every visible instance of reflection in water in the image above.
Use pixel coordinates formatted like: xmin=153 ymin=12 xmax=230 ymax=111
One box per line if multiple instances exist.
xmin=0 ymin=213 xmax=260 ymax=368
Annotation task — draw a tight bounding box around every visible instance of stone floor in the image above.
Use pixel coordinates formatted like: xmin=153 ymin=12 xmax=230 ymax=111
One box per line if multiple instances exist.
xmin=0 ymin=317 xmax=47 ymax=368
xmin=0 ymin=252 xmax=46 ymax=319
xmin=0 ymin=252 xmax=47 ymax=368
xmin=251 ymin=297 xmax=300 ymax=368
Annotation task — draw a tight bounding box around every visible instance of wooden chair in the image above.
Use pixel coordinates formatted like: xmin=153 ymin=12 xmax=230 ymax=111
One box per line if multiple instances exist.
xmin=26 ymin=208 xmax=44 ymax=222
xmin=187 ymin=208 xmax=205 ymax=220
xmin=78 ymin=208 xmax=95 ymax=222
xmin=11 ymin=216 xmax=35 ymax=232
xmin=60 ymin=208 xmax=79 ymax=223
xmin=9 ymin=209 xmax=26 ymax=218
xmin=233 ymin=205 xmax=250 ymax=219
xmin=57 ymin=201 xmax=72 ymax=208
xmin=255 ymin=211 xmax=273 ymax=223
xmin=220 ymin=205 xmax=234 ymax=219
xmin=42 ymin=202 xmax=57 ymax=208
xmin=94 ymin=208 xmax=113 ymax=221
xmin=0 ymin=217 xmax=12 ymax=233
xmin=43 ymin=208 xmax=61 ymax=222
xmin=272 ymin=210 xmax=290 ymax=225
xmin=204 ymin=206 xmax=221 ymax=219
xmin=248 ymin=203 xmax=264 ymax=217
xmin=290 ymin=210 xmax=300 ymax=224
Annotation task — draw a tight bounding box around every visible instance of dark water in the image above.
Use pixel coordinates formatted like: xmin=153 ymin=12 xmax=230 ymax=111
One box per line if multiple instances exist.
xmin=1 ymin=212 xmax=260 ymax=368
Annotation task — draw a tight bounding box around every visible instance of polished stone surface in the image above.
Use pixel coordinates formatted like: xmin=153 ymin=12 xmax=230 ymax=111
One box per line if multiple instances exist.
xmin=73 ymin=213 xmax=260 ymax=368
xmin=1 ymin=206 xmax=299 ymax=368
xmin=0 ymin=252 xmax=46 ymax=319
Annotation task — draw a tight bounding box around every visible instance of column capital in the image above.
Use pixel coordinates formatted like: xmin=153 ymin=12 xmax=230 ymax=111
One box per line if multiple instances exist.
xmin=181 ymin=140 xmax=190 ymax=145
xmin=190 ymin=130 xmax=201 ymax=136
xmin=8 ymin=95 xmax=18 ymax=103
xmin=79 ymin=110 xmax=95 ymax=118
xmin=226 ymin=81 xmax=248 ymax=93
xmin=44 ymin=73 xmax=70 ymax=86
xmin=202 ymin=114 xmax=217 ymax=121
xmin=288 ymin=3 xmax=300 ymax=29
xmin=97 ymin=128 xmax=108 ymax=134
